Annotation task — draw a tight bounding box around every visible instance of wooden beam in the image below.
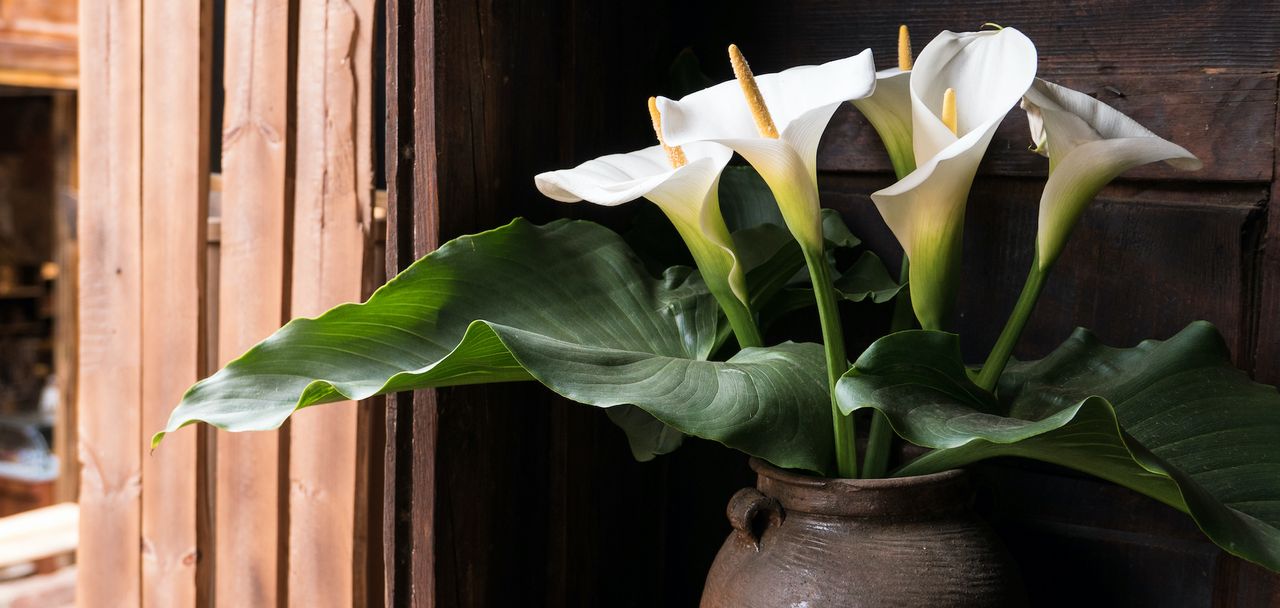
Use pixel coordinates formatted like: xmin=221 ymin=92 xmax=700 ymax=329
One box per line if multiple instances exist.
xmin=50 ymin=92 xmax=78 ymax=505
xmin=139 ymin=0 xmax=212 ymax=605
xmin=288 ymin=0 xmax=377 ymax=606
xmin=0 ymin=503 xmax=79 ymax=569
xmin=75 ymin=0 xmax=143 ymax=604
xmin=1251 ymin=70 xmax=1280 ymax=385
xmin=382 ymin=0 xmax=432 ymax=602
xmin=216 ymin=0 xmax=295 ymax=605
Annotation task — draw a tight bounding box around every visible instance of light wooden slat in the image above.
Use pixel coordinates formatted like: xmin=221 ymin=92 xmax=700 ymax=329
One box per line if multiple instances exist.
xmin=139 ymin=0 xmax=212 ymax=604
xmin=0 ymin=503 xmax=79 ymax=568
xmin=288 ymin=0 xmax=377 ymax=605
xmin=75 ymin=0 xmax=143 ymax=604
xmin=216 ymin=0 xmax=294 ymax=605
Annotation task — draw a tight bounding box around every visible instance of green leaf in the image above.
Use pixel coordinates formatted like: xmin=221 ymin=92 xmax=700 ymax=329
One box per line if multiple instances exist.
xmin=606 ymin=405 xmax=685 ymax=461
xmin=836 ymin=323 xmax=1280 ymax=571
xmin=720 ymin=164 xmax=861 ymax=251
xmin=758 ymin=252 xmax=904 ymax=329
xmin=821 ymin=208 xmax=862 ymax=249
xmin=832 ymin=251 xmax=902 ymax=304
xmin=157 ymin=218 xmax=834 ymax=473
xmin=720 ymin=165 xmax=785 ymax=232
xmin=735 ymin=222 xmax=803 ymax=309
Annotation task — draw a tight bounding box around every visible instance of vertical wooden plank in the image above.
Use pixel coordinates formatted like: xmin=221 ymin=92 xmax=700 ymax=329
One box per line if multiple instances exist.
xmin=50 ymin=92 xmax=79 ymax=505
xmin=381 ymin=0 xmax=420 ymax=601
xmin=288 ymin=0 xmax=376 ymax=605
xmin=139 ymin=0 xmax=212 ymax=605
xmin=75 ymin=0 xmax=143 ymax=605
xmin=1251 ymin=83 xmax=1280 ymax=386
xmin=383 ymin=0 xmax=438 ymax=602
xmin=217 ymin=0 xmax=295 ymax=605
xmin=385 ymin=0 xmax=592 ymax=604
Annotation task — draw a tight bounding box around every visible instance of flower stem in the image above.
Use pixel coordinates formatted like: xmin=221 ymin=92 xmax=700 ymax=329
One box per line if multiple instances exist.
xmin=976 ymin=257 xmax=1048 ymax=392
xmin=721 ymin=298 xmax=764 ymax=348
xmin=861 ymin=257 xmax=914 ymax=478
xmin=803 ymin=247 xmax=858 ymax=478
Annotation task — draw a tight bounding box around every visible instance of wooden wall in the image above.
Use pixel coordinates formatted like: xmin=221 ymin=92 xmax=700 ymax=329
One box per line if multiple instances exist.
xmin=76 ymin=0 xmax=381 ymax=605
xmin=0 ymin=0 xmax=77 ymax=89
xmin=385 ymin=1 xmax=1280 ymax=606
xmin=70 ymin=0 xmax=1280 ymax=605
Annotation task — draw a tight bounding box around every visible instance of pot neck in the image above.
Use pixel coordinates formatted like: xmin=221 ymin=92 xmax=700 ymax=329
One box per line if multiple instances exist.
xmin=750 ymin=458 xmax=972 ymax=518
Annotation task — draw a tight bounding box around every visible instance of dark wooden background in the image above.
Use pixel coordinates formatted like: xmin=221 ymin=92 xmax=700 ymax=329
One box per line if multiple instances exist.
xmin=381 ymin=1 xmax=1280 ymax=606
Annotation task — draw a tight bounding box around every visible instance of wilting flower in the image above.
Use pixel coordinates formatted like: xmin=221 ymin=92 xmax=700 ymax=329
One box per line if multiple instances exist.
xmin=1022 ymin=79 xmax=1202 ymax=269
xmin=870 ymin=27 xmax=1037 ymax=330
xmin=534 ymin=134 xmax=759 ymax=342
xmin=655 ymin=48 xmax=877 ymax=255
xmin=851 ymin=25 xmax=916 ymax=179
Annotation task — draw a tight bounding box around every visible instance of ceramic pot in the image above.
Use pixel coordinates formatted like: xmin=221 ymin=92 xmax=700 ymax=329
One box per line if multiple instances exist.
xmin=701 ymin=458 xmax=1024 ymax=607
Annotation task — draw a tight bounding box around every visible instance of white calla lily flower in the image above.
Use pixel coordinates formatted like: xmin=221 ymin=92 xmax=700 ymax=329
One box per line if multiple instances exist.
xmin=655 ymin=49 xmax=877 ymax=253
xmin=1022 ymin=79 xmax=1202 ymax=268
xmin=852 ymin=68 xmax=914 ymax=179
xmin=870 ymin=27 xmax=1038 ymax=330
xmin=535 ymin=141 xmax=762 ymax=344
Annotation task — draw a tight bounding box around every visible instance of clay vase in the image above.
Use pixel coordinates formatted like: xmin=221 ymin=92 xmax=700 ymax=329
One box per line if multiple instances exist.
xmin=701 ymin=458 xmax=1024 ymax=607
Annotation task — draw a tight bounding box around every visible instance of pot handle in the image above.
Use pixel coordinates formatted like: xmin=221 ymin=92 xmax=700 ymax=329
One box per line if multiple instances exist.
xmin=726 ymin=488 xmax=784 ymax=550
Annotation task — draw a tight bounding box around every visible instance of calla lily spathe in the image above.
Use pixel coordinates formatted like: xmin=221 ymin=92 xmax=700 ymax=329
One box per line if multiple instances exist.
xmin=852 ymin=68 xmax=914 ymax=179
xmin=534 ymin=142 xmax=757 ymax=338
xmin=655 ymin=51 xmax=878 ymax=253
xmin=870 ymin=27 xmax=1037 ymax=330
xmin=1022 ymin=79 xmax=1202 ymax=269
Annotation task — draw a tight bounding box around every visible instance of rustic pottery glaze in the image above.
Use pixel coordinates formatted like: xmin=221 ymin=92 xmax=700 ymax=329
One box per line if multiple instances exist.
xmin=701 ymin=458 xmax=1024 ymax=607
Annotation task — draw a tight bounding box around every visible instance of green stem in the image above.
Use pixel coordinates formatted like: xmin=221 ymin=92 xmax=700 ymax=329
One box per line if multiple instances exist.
xmin=888 ymin=257 xmax=914 ymax=333
xmin=862 ymin=257 xmax=914 ymax=478
xmin=975 ymin=257 xmax=1048 ymax=392
xmin=804 ymin=247 xmax=858 ymax=478
xmin=721 ymin=298 xmax=764 ymax=349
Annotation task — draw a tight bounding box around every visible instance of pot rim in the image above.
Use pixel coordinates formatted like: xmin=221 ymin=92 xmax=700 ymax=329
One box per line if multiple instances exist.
xmin=749 ymin=458 xmax=972 ymax=518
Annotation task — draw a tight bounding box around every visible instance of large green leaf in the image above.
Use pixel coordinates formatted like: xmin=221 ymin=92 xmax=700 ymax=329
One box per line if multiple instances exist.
xmin=157 ymin=218 xmax=834 ymax=473
xmin=835 ymin=322 xmax=1280 ymax=571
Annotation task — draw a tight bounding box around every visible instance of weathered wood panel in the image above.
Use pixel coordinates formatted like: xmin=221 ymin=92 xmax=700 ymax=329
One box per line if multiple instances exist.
xmin=384 ymin=0 xmax=560 ymax=605
xmin=381 ymin=0 xmax=411 ymax=600
xmin=0 ymin=0 xmax=77 ymax=89
xmin=288 ymin=0 xmax=377 ymax=605
xmin=380 ymin=0 xmax=1280 ymax=604
xmin=732 ymin=2 xmax=1280 ymax=75
xmin=216 ymin=0 xmax=294 ymax=604
xmin=50 ymin=92 xmax=77 ymax=504
xmin=1251 ymin=71 xmax=1280 ymax=386
xmin=75 ymin=0 xmax=143 ymax=604
xmin=139 ymin=0 xmax=211 ymax=605
xmin=820 ymin=73 xmax=1277 ymax=183
xmin=823 ymin=175 xmax=1265 ymax=362
xmin=383 ymin=1 xmax=752 ymax=605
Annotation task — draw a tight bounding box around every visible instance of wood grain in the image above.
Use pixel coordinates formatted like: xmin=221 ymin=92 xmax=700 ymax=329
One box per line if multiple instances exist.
xmin=733 ymin=2 xmax=1280 ymax=75
xmin=139 ymin=0 xmax=211 ymax=605
xmin=1250 ymin=57 xmax=1280 ymax=386
xmin=288 ymin=0 xmax=377 ymax=605
xmin=216 ymin=0 xmax=294 ymax=605
xmin=75 ymin=0 xmax=143 ymax=604
xmin=0 ymin=503 xmax=78 ymax=569
xmin=822 ymin=174 xmax=1265 ymax=362
xmin=376 ymin=0 xmax=1280 ymax=604
xmin=381 ymin=0 xmax=423 ymax=601
xmin=50 ymin=92 xmax=78 ymax=505
xmin=820 ymin=73 xmax=1277 ymax=183
xmin=0 ymin=0 xmax=78 ymax=88
xmin=383 ymin=1 xmax=727 ymax=606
